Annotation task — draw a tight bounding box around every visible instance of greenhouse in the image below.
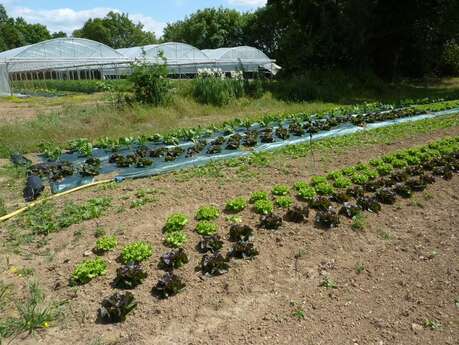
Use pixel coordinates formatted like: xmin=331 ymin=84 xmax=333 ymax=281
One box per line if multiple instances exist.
xmin=0 ymin=38 xmax=280 ymax=95
xmin=202 ymin=46 xmax=281 ymax=75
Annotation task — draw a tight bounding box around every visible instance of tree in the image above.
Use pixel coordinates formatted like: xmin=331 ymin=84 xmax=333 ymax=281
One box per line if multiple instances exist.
xmin=73 ymin=11 xmax=157 ymax=48
xmin=163 ymin=8 xmax=253 ymax=49
xmin=52 ymin=31 xmax=68 ymax=39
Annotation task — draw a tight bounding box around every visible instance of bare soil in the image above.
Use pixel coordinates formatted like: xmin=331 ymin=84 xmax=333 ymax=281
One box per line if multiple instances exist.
xmin=0 ymin=129 xmax=458 ymax=345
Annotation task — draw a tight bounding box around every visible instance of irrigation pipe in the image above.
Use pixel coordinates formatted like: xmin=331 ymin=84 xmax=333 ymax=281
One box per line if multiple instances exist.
xmin=0 ymin=178 xmax=114 ymax=223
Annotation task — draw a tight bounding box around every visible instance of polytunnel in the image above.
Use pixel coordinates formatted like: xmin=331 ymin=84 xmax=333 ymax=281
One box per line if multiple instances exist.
xmin=117 ymin=42 xmax=213 ymax=75
xmin=202 ymin=46 xmax=281 ymax=75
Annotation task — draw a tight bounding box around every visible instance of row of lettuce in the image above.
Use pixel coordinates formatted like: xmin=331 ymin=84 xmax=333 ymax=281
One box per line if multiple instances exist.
xmin=37 ymin=97 xmax=459 ymax=161
xmin=66 ymin=135 xmax=458 ymax=323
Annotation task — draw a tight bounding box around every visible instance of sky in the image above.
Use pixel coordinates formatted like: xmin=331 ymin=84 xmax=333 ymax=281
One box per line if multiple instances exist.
xmin=1 ymin=0 xmax=267 ymax=37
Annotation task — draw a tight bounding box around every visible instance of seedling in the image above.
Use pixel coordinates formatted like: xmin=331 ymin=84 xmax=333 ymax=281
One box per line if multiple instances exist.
xmin=320 ymin=276 xmax=337 ymax=289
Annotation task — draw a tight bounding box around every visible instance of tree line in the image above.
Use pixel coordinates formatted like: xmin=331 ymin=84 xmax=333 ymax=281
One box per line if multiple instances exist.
xmin=1 ymin=1 xmax=458 ymax=78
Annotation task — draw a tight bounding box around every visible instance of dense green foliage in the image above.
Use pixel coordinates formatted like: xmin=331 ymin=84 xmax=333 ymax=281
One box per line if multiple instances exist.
xmin=0 ymin=5 xmax=57 ymax=52
xmin=121 ymin=242 xmax=153 ymax=264
xmin=163 ymin=8 xmax=251 ymax=49
xmin=129 ymin=55 xmax=172 ymax=105
xmin=73 ymin=11 xmax=157 ymax=48
xmin=72 ymin=257 xmax=107 ymax=285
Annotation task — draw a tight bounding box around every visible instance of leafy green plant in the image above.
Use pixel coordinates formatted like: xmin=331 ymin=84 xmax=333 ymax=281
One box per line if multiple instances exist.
xmin=272 ymin=184 xmax=290 ymax=196
xmin=297 ymin=186 xmax=317 ymax=200
xmin=294 ymin=181 xmax=309 ymax=190
xmin=249 ymin=191 xmax=268 ymax=203
xmin=351 ymin=173 xmax=369 ymax=185
xmin=153 ymin=272 xmax=186 ymax=299
xmin=351 ymin=212 xmax=366 ymax=231
xmin=225 ymin=197 xmax=247 ymax=213
xmin=275 ymin=196 xmax=294 ymax=208
xmin=164 ymin=232 xmax=188 ymax=248
xmin=113 ymin=263 xmax=147 ymax=289
xmin=95 ymin=236 xmax=118 ymax=253
xmin=314 ymin=182 xmax=335 ymax=195
xmin=38 ymin=142 xmax=63 ymax=161
xmin=292 ymin=309 xmax=305 ymax=319
xmin=72 ymin=257 xmax=107 ymax=285
xmin=333 ymin=176 xmax=352 ymax=189
xmin=163 ymin=213 xmax=188 ymax=233
xmin=58 ymin=197 xmax=112 ymax=229
xmin=121 ymin=242 xmax=153 ymax=264
xmin=159 ymin=248 xmax=189 ymax=270
xmin=310 ymin=176 xmax=328 ymax=186
xmin=195 ymin=221 xmax=218 ymax=236
xmin=99 ymin=291 xmax=137 ymax=323
xmin=376 ymin=163 xmax=393 ymax=175
xmin=195 ymin=205 xmax=220 ymax=221
xmin=254 ymin=199 xmax=274 ymax=215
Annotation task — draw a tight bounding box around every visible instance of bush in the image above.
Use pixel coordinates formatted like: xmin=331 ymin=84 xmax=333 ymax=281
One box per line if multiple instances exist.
xmin=441 ymin=40 xmax=459 ymax=75
xmin=72 ymin=257 xmax=107 ymax=285
xmin=121 ymin=242 xmax=153 ymax=264
xmin=129 ymin=54 xmax=172 ymax=105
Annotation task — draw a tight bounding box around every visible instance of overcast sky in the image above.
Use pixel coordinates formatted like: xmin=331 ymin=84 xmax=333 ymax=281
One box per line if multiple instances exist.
xmin=1 ymin=0 xmax=267 ymax=36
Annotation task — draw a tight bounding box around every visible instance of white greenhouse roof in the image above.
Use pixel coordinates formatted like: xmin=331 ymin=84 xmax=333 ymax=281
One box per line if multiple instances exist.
xmin=202 ymin=46 xmax=271 ymax=61
xmin=0 ymin=38 xmax=129 ymax=73
xmin=117 ymin=42 xmax=211 ymax=63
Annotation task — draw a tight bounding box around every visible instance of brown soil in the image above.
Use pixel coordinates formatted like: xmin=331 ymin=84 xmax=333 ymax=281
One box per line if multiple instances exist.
xmin=0 ymin=129 xmax=458 ymax=345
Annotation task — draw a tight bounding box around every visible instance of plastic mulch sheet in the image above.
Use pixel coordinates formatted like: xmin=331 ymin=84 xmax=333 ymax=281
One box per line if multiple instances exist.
xmin=49 ymin=107 xmax=459 ymax=194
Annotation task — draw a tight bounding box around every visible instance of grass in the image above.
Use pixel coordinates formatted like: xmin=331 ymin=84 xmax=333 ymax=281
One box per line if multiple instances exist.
xmin=0 ymin=281 xmax=64 ymax=342
xmin=1 ymin=76 xmax=459 ymax=157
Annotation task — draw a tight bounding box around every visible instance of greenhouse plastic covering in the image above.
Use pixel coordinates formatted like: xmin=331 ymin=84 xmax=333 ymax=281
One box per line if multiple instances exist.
xmin=0 ymin=63 xmax=10 ymax=95
xmin=48 ymin=107 xmax=459 ymax=194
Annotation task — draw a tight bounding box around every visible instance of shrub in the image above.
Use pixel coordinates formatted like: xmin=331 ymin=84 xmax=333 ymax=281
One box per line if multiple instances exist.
xmin=121 ymin=242 xmax=153 ymax=264
xmin=72 ymin=257 xmax=107 ymax=285
xmin=272 ymin=184 xmax=290 ymax=196
xmin=195 ymin=221 xmax=218 ymax=236
xmin=249 ymin=191 xmax=268 ymax=203
xmin=163 ymin=213 xmax=188 ymax=233
xmin=441 ymin=40 xmax=459 ymax=75
xmin=225 ymin=197 xmax=247 ymax=213
xmin=95 ymin=235 xmax=118 ymax=253
xmin=195 ymin=206 xmax=220 ymax=221
xmin=254 ymin=199 xmax=273 ymax=215
xmin=129 ymin=54 xmax=172 ymax=105
xmin=275 ymin=196 xmax=294 ymax=208
xmin=164 ymin=232 xmax=188 ymax=248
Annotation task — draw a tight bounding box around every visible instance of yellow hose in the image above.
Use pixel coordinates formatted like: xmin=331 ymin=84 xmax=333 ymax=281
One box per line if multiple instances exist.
xmin=0 ymin=179 xmax=114 ymax=223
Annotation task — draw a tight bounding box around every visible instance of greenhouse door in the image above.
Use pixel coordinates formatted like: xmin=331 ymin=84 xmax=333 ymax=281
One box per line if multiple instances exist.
xmin=0 ymin=64 xmax=11 ymax=96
